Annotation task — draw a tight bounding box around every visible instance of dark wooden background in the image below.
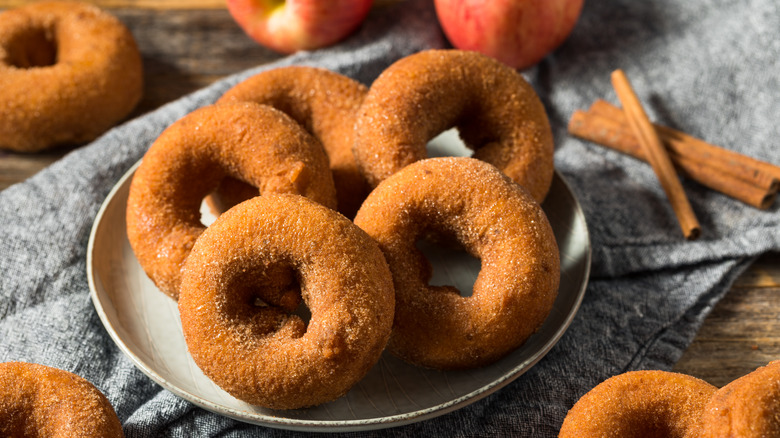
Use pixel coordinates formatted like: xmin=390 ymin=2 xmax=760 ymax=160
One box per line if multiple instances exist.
xmin=1 ymin=0 xmax=777 ymax=390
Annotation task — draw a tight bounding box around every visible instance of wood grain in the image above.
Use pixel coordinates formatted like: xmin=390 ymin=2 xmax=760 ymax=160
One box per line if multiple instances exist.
xmin=118 ymin=9 xmax=282 ymax=113
xmin=674 ymin=253 xmax=780 ymax=387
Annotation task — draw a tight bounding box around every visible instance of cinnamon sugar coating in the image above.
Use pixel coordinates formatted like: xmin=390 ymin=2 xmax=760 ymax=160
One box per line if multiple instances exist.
xmin=698 ymin=360 xmax=780 ymax=437
xmin=558 ymin=370 xmax=717 ymax=438
xmin=214 ymin=66 xmax=370 ymax=218
xmin=0 ymin=362 xmax=124 ymax=437
xmin=126 ymin=102 xmax=336 ymax=299
xmin=353 ymin=157 xmax=559 ymax=370
xmin=0 ymin=1 xmax=142 ymax=152
xmin=353 ymin=49 xmax=554 ymax=202
xmin=178 ymin=194 xmax=394 ymax=409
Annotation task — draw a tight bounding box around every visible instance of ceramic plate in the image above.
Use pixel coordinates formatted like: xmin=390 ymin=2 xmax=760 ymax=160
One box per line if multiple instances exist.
xmin=88 ymin=133 xmax=590 ymax=432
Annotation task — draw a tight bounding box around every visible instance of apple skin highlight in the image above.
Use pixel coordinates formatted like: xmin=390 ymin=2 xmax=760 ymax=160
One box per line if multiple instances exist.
xmin=434 ymin=0 xmax=584 ymax=70
xmin=227 ymin=0 xmax=374 ymax=54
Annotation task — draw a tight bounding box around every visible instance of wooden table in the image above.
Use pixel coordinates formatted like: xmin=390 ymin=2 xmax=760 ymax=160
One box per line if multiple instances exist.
xmin=1 ymin=0 xmax=777 ymax=390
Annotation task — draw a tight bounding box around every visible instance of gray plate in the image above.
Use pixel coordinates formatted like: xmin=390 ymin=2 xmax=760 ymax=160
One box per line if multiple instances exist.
xmin=87 ymin=149 xmax=590 ymax=432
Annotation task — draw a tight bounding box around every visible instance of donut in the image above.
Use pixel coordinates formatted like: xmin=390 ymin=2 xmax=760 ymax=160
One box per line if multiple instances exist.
xmin=177 ymin=194 xmax=395 ymax=409
xmin=126 ymin=102 xmax=337 ymax=299
xmin=0 ymin=361 xmax=124 ymax=437
xmin=0 ymin=1 xmax=143 ymax=152
xmin=558 ymin=370 xmax=717 ymax=438
xmin=214 ymin=66 xmax=370 ymax=218
xmin=353 ymin=157 xmax=560 ymax=370
xmin=353 ymin=49 xmax=555 ymax=202
xmin=697 ymin=360 xmax=780 ymax=437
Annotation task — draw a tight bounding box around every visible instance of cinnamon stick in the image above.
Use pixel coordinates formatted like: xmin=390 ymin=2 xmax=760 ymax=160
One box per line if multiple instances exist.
xmin=568 ymin=110 xmax=778 ymax=209
xmin=589 ymin=99 xmax=780 ymax=194
xmin=674 ymin=154 xmax=776 ymax=209
xmin=611 ymin=69 xmax=701 ymax=240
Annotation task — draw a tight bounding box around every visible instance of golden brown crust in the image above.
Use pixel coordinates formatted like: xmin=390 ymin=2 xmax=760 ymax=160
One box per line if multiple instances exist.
xmin=353 ymin=49 xmax=555 ymax=202
xmin=126 ymin=102 xmax=336 ymax=299
xmin=215 ymin=66 xmax=370 ymax=218
xmin=558 ymin=370 xmax=717 ymax=438
xmin=0 ymin=1 xmax=143 ymax=152
xmin=697 ymin=360 xmax=780 ymax=437
xmin=353 ymin=157 xmax=559 ymax=369
xmin=178 ymin=194 xmax=395 ymax=409
xmin=0 ymin=362 xmax=124 ymax=437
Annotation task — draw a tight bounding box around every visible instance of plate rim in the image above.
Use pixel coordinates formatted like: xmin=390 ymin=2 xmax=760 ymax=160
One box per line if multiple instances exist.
xmin=87 ymin=160 xmax=591 ymax=432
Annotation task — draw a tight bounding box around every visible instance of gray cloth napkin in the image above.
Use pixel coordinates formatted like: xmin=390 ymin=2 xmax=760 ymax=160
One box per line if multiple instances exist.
xmin=1 ymin=0 xmax=778 ymax=436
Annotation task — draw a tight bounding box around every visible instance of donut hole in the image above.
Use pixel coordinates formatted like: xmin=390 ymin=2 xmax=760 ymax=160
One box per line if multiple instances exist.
xmin=0 ymin=405 xmax=32 ymax=432
xmin=415 ymin=236 xmax=480 ymax=298
xmin=288 ymin=298 xmax=312 ymax=325
xmin=5 ymin=27 xmax=58 ymax=68
xmin=426 ymin=128 xmax=473 ymax=158
xmin=251 ymin=281 xmax=312 ymax=327
xmin=612 ymin=411 xmax=691 ymax=438
xmin=201 ymin=178 xmax=261 ymax=222
xmin=222 ymin=262 xmax=308 ymax=339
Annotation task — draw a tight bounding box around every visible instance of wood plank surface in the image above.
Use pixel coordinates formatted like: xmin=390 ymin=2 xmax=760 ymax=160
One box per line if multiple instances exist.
xmin=674 ymin=253 xmax=780 ymax=387
xmin=117 ymin=8 xmax=283 ymax=113
xmin=0 ymin=0 xmax=778 ymax=393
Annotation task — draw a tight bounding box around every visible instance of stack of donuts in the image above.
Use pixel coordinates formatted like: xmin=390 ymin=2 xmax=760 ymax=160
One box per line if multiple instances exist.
xmin=558 ymin=360 xmax=780 ymax=437
xmin=125 ymin=49 xmax=561 ymax=409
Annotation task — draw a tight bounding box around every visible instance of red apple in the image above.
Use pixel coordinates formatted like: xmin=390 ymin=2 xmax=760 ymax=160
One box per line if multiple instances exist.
xmin=434 ymin=0 xmax=584 ymax=70
xmin=226 ymin=0 xmax=374 ymax=54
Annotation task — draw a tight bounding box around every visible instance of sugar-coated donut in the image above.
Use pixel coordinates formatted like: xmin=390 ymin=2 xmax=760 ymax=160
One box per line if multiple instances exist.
xmin=558 ymin=370 xmax=717 ymax=438
xmin=126 ymin=102 xmax=336 ymax=299
xmin=353 ymin=157 xmax=559 ymax=370
xmin=178 ymin=194 xmax=395 ymax=409
xmin=697 ymin=360 xmax=780 ymax=437
xmin=353 ymin=49 xmax=555 ymax=202
xmin=0 ymin=1 xmax=143 ymax=152
xmin=214 ymin=66 xmax=370 ymax=218
xmin=0 ymin=362 xmax=124 ymax=437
